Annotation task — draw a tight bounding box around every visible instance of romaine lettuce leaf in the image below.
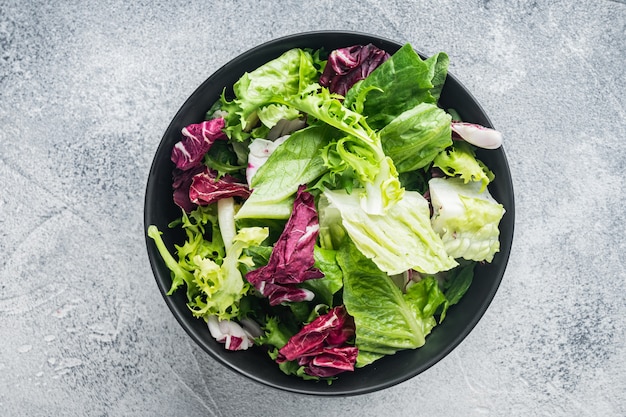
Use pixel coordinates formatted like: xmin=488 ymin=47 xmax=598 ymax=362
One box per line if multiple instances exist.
xmin=323 ymin=188 xmax=457 ymax=275
xmin=245 ymin=136 xmax=289 ymax=187
xmin=338 ymin=240 xmax=448 ymax=367
xmin=424 ymin=52 xmax=449 ymax=102
xmin=429 ymin=177 xmax=505 ymax=262
xmin=344 ymin=44 xmax=448 ymax=130
xmin=235 ymin=125 xmax=333 ymax=220
xmin=379 ymin=102 xmax=452 ymax=173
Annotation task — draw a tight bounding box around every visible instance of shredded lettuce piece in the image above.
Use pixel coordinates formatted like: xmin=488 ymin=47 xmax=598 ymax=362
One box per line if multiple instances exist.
xmin=323 ymin=189 xmax=457 ymax=275
xmin=429 ymin=177 xmax=505 ymax=262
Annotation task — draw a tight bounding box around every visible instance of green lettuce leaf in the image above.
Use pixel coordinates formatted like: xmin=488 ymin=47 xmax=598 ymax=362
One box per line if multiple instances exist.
xmin=433 ymin=141 xmax=495 ymax=191
xmin=219 ymin=48 xmax=322 ymax=141
xmin=256 ymin=104 xmax=301 ymax=130
xmin=429 ymin=177 xmax=505 ymax=262
xmin=235 ymin=125 xmax=333 ymax=220
xmin=379 ymin=102 xmax=452 ymax=173
xmin=189 ymin=226 xmax=269 ymax=320
xmin=203 ymin=140 xmax=246 ymax=178
xmin=440 ymin=262 xmax=475 ymax=321
xmin=323 ymin=189 xmax=457 ymax=275
xmin=344 ymin=44 xmax=448 ymax=130
xmin=424 ymin=52 xmax=449 ymax=102
xmin=273 ymin=86 xmax=404 ymax=215
xmin=300 ymin=246 xmax=344 ymax=307
xmin=338 ymin=240 xmax=448 ymax=367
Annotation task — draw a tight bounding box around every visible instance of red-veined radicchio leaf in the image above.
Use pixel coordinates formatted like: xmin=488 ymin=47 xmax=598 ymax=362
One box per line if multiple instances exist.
xmin=319 ymin=43 xmax=390 ymax=96
xmin=277 ymin=306 xmax=357 ymax=377
xmin=245 ymin=185 xmax=323 ymax=305
xmin=255 ymin=281 xmax=315 ymax=305
xmin=171 ymin=118 xmax=227 ymax=170
xmin=306 ymin=346 xmax=359 ymax=377
xmin=172 ymin=165 xmax=206 ymax=213
xmin=189 ymin=166 xmax=251 ymax=206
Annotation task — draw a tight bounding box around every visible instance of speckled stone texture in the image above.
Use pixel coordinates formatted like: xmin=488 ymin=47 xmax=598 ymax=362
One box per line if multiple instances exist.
xmin=1 ymin=0 xmax=625 ymax=415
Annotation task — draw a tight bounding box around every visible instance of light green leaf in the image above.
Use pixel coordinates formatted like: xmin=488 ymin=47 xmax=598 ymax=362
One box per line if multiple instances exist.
xmin=379 ymin=102 xmax=452 ymax=173
xmin=323 ymin=189 xmax=457 ymax=275
xmin=338 ymin=240 xmax=448 ymax=367
xmin=429 ymin=177 xmax=505 ymax=262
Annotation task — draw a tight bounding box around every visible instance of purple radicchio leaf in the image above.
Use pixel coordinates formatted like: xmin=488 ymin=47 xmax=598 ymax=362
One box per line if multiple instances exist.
xmin=254 ymin=281 xmax=315 ymax=306
xmin=245 ymin=185 xmax=324 ymax=306
xmin=172 ymin=164 xmax=206 ymax=213
xmin=319 ymin=43 xmax=390 ymax=96
xmin=188 ymin=166 xmax=251 ymax=206
xmin=171 ymin=118 xmax=227 ymax=170
xmin=277 ymin=306 xmax=357 ymax=377
xmin=207 ymin=316 xmax=255 ymax=351
xmin=305 ymin=346 xmax=359 ymax=377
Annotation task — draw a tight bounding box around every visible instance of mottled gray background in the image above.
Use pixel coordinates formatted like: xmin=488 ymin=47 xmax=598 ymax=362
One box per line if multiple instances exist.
xmin=1 ymin=0 xmax=625 ymax=416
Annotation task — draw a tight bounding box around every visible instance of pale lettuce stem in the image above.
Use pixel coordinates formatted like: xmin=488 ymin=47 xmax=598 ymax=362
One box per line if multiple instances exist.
xmin=217 ymin=197 xmax=236 ymax=251
xmin=147 ymin=225 xmax=193 ymax=283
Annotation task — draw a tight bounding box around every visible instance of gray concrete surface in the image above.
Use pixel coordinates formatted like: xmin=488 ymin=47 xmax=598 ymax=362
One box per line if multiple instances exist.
xmin=1 ymin=0 xmax=625 ymax=416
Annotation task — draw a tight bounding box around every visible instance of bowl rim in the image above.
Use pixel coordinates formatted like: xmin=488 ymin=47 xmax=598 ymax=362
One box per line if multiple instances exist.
xmin=144 ymin=29 xmax=515 ymax=396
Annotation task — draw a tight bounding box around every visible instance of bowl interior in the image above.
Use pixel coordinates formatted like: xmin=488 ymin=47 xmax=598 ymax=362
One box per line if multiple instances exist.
xmin=144 ymin=31 xmax=515 ymax=396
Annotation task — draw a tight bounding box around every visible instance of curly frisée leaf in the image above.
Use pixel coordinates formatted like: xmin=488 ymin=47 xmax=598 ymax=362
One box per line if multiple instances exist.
xmin=189 ymin=226 xmax=269 ymax=320
xmin=272 ymin=86 xmax=404 ymax=215
xmin=147 ymin=225 xmax=197 ymax=299
xmin=433 ymin=141 xmax=494 ymax=191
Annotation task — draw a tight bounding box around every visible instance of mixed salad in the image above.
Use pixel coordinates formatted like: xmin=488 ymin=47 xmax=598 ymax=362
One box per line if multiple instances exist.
xmin=148 ymin=42 xmax=505 ymax=381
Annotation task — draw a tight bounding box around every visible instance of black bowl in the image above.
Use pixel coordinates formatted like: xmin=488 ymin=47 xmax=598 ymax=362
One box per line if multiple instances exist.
xmin=144 ymin=30 xmax=514 ymax=396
